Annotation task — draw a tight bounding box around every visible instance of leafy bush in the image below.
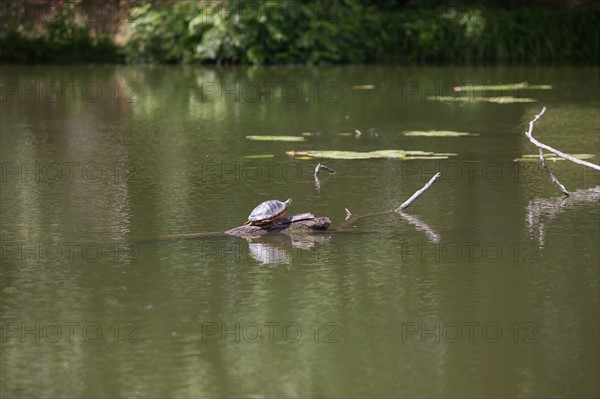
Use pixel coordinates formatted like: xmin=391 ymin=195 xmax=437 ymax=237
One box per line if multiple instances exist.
xmin=1 ymin=1 xmax=598 ymax=65
xmin=122 ymin=1 xmax=209 ymax=63
xmin=0 ymin=1 xmax=119 ymax=63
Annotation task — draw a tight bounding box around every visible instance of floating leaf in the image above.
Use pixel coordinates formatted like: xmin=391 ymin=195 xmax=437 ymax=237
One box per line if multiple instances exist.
xmin=244 ymin=154 xmax=275 ymax=159
xmin=427 ymin=96 xmax=537 ymax=103
xmin=513 ymin=153 xmax=595 ymax=162
xmin=403 ymin=130 xmax=479 ymax=137
xmin=246 ymin=135 xmax=306 ymax=142
xmin=484 ymin=97 xmax=538 ymax=104
xmin=453 ymin=82 xmax=552 ymax=92
xmin=352 ymin=85 xmax=375 ymax=90
xmin=287 ymin=150 xmax=456 ymax=160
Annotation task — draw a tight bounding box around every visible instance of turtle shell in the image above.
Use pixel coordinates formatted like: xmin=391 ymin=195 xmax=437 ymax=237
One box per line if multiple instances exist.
xmin=247 ymin=199 xmax=291 ymax=225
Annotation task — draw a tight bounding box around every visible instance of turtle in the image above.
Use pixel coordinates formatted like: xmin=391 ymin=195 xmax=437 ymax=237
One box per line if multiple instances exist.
xmin=245 ymin=198 xmax=292 ymax=226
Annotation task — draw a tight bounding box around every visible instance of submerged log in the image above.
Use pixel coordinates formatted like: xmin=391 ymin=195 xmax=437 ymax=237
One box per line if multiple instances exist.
xmin=225 ymin=213 xmax=331 ymax=238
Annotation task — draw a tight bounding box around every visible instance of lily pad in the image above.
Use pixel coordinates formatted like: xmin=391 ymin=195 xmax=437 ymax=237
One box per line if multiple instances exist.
xmin=246 ymin=135 xmax=306 ymax=142
xmin=484 ymin=97 xmax=538 ymax=104
xmin=453 ymin=83 xmax=552 ymax=92
xmin=513 ymin=154 xmax=595 ymax=162
xmin=286 ymin=150 xmax=457 ymax=160
xmin=244 ymin=154 xmax=275 ymax=159
xmin=403 ymin=130 xmax=479 ymax=137
xmin=427 ymin=96 xmax=537 ymax=103
xmin=352 ymin=85 xmax=376 ymax=90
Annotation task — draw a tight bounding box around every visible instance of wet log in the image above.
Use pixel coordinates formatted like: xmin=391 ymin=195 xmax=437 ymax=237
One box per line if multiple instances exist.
xmin=225 ymin=213 xmax=331 ymax=238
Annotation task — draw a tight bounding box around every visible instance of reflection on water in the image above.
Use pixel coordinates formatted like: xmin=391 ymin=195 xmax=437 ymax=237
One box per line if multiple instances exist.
xmin=245 ymin=234 xmax=331 ymax=265
xmin=248 ymin=241 xmax=291 ymax=265
xmin=1 ymin=65 xmax=599 ymax=398
xmin=397 ymin=211 xmax=441 ymax=243
xmin=526 ymin=186 xmax=600 ymax=248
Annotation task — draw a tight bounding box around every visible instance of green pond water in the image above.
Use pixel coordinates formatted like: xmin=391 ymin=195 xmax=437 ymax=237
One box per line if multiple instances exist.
xmin=1 ymin=65 xmax=599 ymax=398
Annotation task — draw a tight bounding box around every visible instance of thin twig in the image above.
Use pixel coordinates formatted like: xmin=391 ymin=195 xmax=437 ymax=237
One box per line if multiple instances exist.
xmin=539 ymin=149 xmax=570 ymax=196
xmin=338 ymin=172 xmax=441 ymax=230
xmin=314 ymin=163 xmax=335 ymax=192
xmin=395 ymin=172 xmax=442 ymax=212
xmin=338 ymin=210 xmax=390 ymax=230
xmin=525 ymin=107 xmax=600 ymax=171
xmin=314 ymin=163 xmax=335 ymax=178
xmin=344 ymin=208 xmax=352 ymax=220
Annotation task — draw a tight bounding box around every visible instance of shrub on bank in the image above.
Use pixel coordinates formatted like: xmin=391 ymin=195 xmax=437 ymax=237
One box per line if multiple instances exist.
xmin=0 ymin=3 xmax=120 ymax=63
xmin=1 ymin=1 xmax=598 ymax=65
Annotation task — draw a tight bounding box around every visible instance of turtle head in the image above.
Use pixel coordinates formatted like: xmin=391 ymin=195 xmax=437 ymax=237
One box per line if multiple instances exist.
xmin=285 ymin=198 xmax=292 ymax=206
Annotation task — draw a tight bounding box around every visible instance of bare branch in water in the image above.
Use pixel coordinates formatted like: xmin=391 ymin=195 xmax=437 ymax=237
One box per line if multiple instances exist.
xmin=525 ymin=107 xmax=600 ymax=171
xmin=539 ymin=149 xmax=570 ymax=196
xmin=314 ymin=163 xmax=336 ymax=192
xmin=339 ymin=172 xmax=441 ymax=237
xmin=395 ymin=172 xmax=442 ymax=212
xmin=314 ymin=163 xmax=336 ymax=178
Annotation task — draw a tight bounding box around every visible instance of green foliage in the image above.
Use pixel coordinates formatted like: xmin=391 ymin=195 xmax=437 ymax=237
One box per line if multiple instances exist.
xmin=190 ymin=1 xmax=599 ymax=65
xmin=1 ymin=1 xmax=598 ymax=65
xmin=393 ymin=5 xmax=599 ymax=65
xmin=190 ymin=2 xmax=240 ymax=63
xmin=192 ymin=0 xmax=390 ymax=64
xmin=122 ymin=1 xmax=208 ymax=63
xmin=0 ymin=2 xmax=119 ymax=63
